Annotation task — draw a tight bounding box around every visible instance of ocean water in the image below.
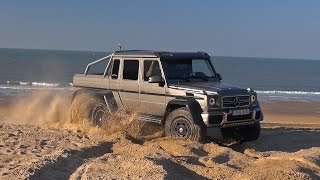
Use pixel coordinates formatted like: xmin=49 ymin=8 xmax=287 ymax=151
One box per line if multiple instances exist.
xmin=213 ymin=56 xmax=320 ymax=102
xmin=0 ymin=48 xmax=319 ymax=103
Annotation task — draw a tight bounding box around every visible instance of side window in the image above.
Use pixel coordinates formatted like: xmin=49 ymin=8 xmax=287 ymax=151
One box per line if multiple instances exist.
xmin=144 ymin=60 xmax=161 ymax=81
xmin=123 ymin=60 xmax=139 ymax=80
xmin=111 ymin=59 xmax=120 ymax=79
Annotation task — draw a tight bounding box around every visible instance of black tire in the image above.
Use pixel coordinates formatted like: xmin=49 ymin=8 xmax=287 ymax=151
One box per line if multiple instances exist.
xmin=165 ymin=107 xmax=206 ymax=141
xmin=221 ymin=122 xmax=261 ymax=142
xmin=70 ymin=93 xmax=109 ymax=126
xmin=90 ymin=103 xmax=109 ymax=126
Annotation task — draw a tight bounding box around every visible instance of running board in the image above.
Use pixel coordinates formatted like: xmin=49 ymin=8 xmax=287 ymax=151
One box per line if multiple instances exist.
xmin=135 ymin=114 xmax=162 ymax=124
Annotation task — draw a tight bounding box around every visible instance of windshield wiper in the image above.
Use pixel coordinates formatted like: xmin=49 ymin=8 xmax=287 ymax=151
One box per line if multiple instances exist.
xmin=188 ymin=76 xmax=208 ymax=81
xmin=169 ymin=76 xmax=190 ymax=82
xmin=188 ymin=72 xmax=208 ymax=81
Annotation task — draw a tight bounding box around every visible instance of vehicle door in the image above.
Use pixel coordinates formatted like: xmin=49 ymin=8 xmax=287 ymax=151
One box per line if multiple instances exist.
xmin=108 ymin=58 xmax=121 ymax=91
xmin=119 ymin=58 xmax=140 ymax=108
xmin=139 ymin=58 xmax=166 ymax=116
xmin=104 ymin=58 xmax=123 ymax=111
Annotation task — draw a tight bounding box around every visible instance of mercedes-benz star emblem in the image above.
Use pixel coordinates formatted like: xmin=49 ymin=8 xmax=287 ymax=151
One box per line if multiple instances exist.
xmin=233 ymin=97 xmax=241 ymax=106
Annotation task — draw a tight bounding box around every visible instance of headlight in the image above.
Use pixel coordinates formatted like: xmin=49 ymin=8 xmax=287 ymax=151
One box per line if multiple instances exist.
xmin=251 ymin=94 xmax=256 ymax=103
xmin=209 ymin=97 xmax=215 ymax=106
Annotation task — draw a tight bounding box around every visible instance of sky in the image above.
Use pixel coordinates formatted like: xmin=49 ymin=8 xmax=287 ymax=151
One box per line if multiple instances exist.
xmin=0 ymin=1 xmax=320 ymax=59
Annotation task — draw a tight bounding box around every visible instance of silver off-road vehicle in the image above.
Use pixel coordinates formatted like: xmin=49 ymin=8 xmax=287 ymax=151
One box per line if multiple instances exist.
xmin=71 ymin=50 xmax=263 ymax=142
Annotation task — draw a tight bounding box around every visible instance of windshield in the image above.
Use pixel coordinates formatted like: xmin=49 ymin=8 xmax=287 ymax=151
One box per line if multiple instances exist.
xmin=161 ymin=59 xmax=217 ymax=83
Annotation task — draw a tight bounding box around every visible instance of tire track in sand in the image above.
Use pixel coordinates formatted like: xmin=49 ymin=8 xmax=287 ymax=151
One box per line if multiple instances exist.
xmin=28 ymin=141 xmax=113 ymax=180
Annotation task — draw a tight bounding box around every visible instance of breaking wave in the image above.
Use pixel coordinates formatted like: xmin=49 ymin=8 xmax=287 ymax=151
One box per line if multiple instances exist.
xmin=256 ymin=90 xmax=320 ymax=95
xmin=3 ymin=80 xmax=68 ymax=87
xmin=256 ymin=90 xmax=320 ymax=103
xmin=0 ymin=81 xmax=74 ymax=91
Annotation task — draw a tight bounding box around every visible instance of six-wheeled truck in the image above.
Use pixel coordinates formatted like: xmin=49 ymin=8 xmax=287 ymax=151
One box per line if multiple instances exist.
xmin=71 ymin=50 xmax=263 ymax=142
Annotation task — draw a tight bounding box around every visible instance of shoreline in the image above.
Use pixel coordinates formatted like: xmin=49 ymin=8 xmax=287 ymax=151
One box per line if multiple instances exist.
xmin=261 ymin=102 xmax=320 ymax=127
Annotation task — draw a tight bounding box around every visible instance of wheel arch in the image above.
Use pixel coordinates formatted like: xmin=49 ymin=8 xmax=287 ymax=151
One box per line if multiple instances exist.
xmin=71 ymin=88 xmax=119 ymax=113
xmin=72 ymin=89 xmax=105 ymax=102
xmin=163 ymin=97 xmax=205 ymax=127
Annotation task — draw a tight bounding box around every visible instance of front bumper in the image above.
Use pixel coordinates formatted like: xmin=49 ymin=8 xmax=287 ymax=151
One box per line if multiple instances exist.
xmin=201 ymin=108 xmax=263 ymax=128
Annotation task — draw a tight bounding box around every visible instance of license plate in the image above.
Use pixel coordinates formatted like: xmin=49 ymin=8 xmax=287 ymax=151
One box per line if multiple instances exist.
xmin=232 ymin=109 xmax=250 ymax=116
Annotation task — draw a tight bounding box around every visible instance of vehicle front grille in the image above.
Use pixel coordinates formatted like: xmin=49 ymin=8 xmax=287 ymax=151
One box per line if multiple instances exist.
xmin=222 ymin=95 xmax=250 ymax=108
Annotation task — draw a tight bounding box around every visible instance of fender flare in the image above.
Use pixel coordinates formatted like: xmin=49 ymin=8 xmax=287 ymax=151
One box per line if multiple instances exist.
xmin=72 ymin=88 xmax=119 ymax=113
xmin=164 ymin=97 xmax=206 ymax=127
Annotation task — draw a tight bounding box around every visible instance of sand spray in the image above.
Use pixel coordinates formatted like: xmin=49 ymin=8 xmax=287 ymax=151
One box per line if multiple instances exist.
xmin=0 ymin=90 xmax=164 ymax=140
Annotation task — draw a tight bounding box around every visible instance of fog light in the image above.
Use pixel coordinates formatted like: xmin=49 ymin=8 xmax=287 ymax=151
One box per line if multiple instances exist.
xmin=209 ymin=98 xmax=215 ymax=106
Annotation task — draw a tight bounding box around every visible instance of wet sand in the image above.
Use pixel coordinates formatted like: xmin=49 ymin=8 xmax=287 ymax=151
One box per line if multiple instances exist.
xmin=262 ymin=102 xmax=320 ymax=127
xmin=0 ymin=93 xmax=319 ymax=179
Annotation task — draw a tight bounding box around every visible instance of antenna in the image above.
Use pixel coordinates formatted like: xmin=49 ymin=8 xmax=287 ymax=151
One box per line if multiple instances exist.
xmin=118 ymin=42 xmax=122 ymax=51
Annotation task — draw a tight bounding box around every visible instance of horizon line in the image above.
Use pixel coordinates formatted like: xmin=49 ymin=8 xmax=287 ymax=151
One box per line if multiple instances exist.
xmin=1 ymin=47 xmax=319 ymax=61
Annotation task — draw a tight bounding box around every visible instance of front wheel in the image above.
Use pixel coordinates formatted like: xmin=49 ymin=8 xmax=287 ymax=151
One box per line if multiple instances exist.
xmin=221 ymin=122 xmax=261 ymax=142
xmin=165 ymin=107 xmax=206 ymax=141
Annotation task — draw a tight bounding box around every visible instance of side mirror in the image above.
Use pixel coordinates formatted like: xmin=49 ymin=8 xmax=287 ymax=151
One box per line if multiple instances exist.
xmin=148 ymin=75 xmax=163 ymax=83
xmin=217 ymin=73 xmax=222 ymax=80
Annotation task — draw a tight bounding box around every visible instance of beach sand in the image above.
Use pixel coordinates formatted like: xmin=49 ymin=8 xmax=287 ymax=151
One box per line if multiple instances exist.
xmin=0 ymin=93 xmax=319 ymax=179
xmin=262 ymin=102 xmax=320 ymax=127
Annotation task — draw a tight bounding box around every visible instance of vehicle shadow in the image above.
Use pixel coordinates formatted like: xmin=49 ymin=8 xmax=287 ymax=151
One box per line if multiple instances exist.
xmin=149 ymin=158 xmax=209 ymax=180
xmin=29 ymin=141 xmax=113 ymax=180
xmin=207 ymin=127 xmax=320 ymax=153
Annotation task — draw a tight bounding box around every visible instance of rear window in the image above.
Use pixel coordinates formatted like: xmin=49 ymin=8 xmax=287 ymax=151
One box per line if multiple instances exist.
xmin=111 ymin=59 xmax=120 ymax=79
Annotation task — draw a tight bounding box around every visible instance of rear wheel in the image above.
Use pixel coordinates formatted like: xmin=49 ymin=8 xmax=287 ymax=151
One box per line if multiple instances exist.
xmin=70 ymin=93 xmax=109 ymax=126
xmin=165 ymin=107 xmax=206 ymax=141
xmin=221 ymin=122 xmax=261 ymax=142
xmin=90 ymin=103 xmax=109 ymax=126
